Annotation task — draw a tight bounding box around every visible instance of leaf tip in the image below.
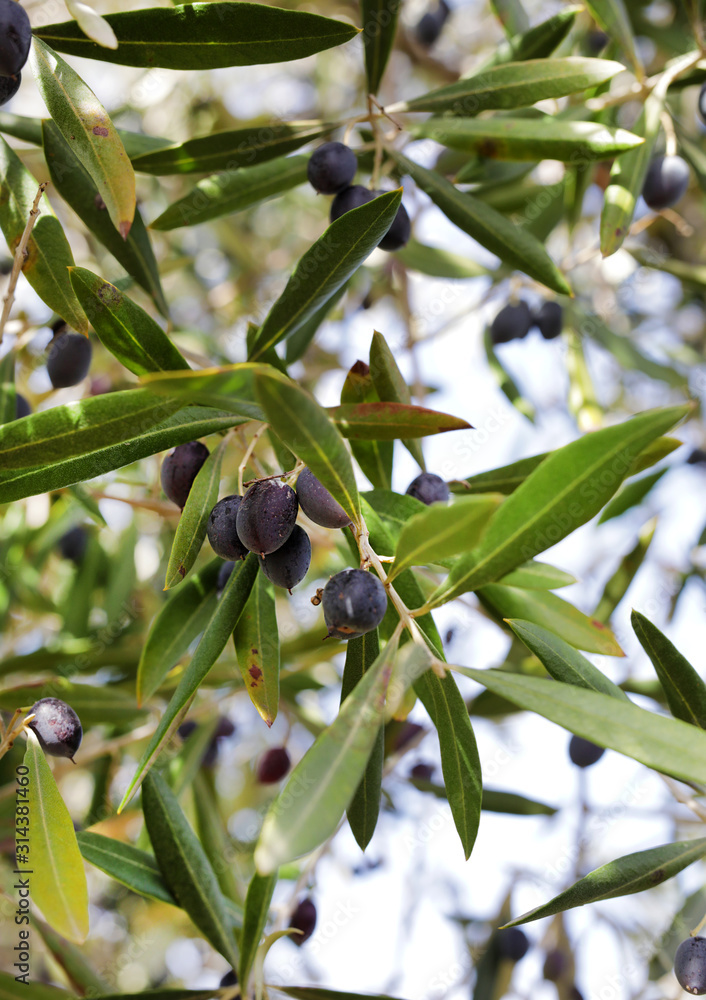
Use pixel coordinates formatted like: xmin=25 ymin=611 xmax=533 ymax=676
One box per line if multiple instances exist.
xmin=119 ymin=220 xmax=132 ymax=241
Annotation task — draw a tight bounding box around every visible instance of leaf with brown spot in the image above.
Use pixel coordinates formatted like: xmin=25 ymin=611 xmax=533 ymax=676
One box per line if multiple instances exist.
xmin=328 ymin=401 xmax=471 ymax=439
xmin=234 ymin=573 xmax=280 ymax=726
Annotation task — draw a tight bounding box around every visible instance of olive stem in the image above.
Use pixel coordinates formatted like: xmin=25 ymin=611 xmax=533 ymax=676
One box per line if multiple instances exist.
xmin=238 ymin=423 xmax=269 ymax=495
xmin=0 ymin=709 xmax=32 ymax=763
xmin=0 ymin=182 xmax=47 ymax=346
xmin=354 ymin=517 xmax=446 ymax=678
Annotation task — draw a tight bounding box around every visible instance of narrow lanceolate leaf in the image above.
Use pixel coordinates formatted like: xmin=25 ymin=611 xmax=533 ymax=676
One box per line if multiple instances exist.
xmin=480 ymin=585 xmax=623 ymax=656
xmin=360 ymin=0 xmax=400 ymax=94
xmin=390 ymin=151 xmax=570 ymax=295
xmin=165 ymin=438 xmax=228 ymax=590
xmin=142 ymin=771 xmax=238 ymax=965
xmin=140 ymin=365 xmax=265 ymax=421
xmin=395 ymin=240 xmax=487 ymax=279
xmin=132 ymin=121 xmax=331 ymax=175
xmin=0 ymin=407 xmax=247 ymax=505
xmin=342 ymin=630 xmax=384 ymax=851
xmin=0 ymin=137 xmax=86 ymax=333
xmin=24 ymin=731 xmax=89 ymax=944
xmin=490 ymin=0 xmax=529 ymax=36
xmin=598 ymin=468 xmax=667 ymax=523
xmin=508 ymin=619 xmax=628 ymax=699
xmin=454 ymin=665 xmax=706 ymax=785
xmin=234 ymin=573 xmax=280 ymax=726
xmin=249 ymin=191 xmax=402 ymax=360
xmin=0 ymin=389 xmax=183 ymax=471
xmin=69 ymin=268 xmax=186 ymax=375
xmin=118 ymin=555 xmax=259 ymax=811
xmin=239 ymin=872 xmax=277 ymax=990
xmin=31 ymin=38 xmax=135 ymax=238
xmin=138 ymin=561 xmax=220 ymax=705
xmin=150 ymin=155 xmax=308 ymax=231
xmin=254 ymin=640 xmax=396 ymax=874
xmin=450 ymin=453 xmax=547 ymax=495
xmin=361 ymin=497 xmax=483 ymax=859
xmin=393 ymin=58 xmax=626 ymax=115
xmin=340 ymin=362 xmax=392 ymax=489
xmin=498 ymin=561 xmax=576 ymax=590
xmin=76 ymin=831 xmax=178 ymax=906
xmin=583 ymin=0 xmax=641 ymax=74
xmin=428 ymin=405 xmax=689 ymax=608
xmin=43 ymin=123 xmax=167 ymax=316
xmin=35 ymin=4 xmax=360 ymax=69
xmin=504 ymin=838 xmax=706 ymax=927
xmin=481 ymin=6 xmax=581 ymax=68
xmin=0 ymin=973 xmax=73 ymax=1000
xmin=412 ymin=118 xmax=643 ymax=163
xmin=576 ymin=305 xmax=687 ymax=388
xmin=0 ymin=351 xmax=16 ymax=425
xmin=328 ymin=402 xmax=471 ymax=439
xmin=631 ymin=610 xmax=706 ymax=729
xmin=388 ymin=495 xmax=501 ymax=581
xmin=369 ymin=330 xmax=424 ymax=469
xmin=254 ymin=371 xmax=361 ymax=527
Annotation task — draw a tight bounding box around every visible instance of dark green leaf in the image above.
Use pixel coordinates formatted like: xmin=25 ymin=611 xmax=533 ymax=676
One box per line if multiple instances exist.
xmin=77 ymin=831 xmax=178 ymax=906
xmin=142 ymin=771 xmax=238 ymax=965
xmin=395 ymin=240 xmax=488 ymax=279
xmin=583 ymin=0 xmax=642 ymax=73
xmin=43 ymin=123 xmax=167 ymax=316
xmin=369 ymin=330 xmax=424 ymax=468
xmin=631 ymin=610 xmax=706 ymax=728
xmin=481 ymin=6 xmax=581 ymax=67
xmin=150 ymin=155 xmax=308 ymax=230
xmin=342 ymin=630 xmax=383 ymax=851
xmin=248 ymin=191 xmax=402 ymax=360
xmin=340 ymin=361 xmax=393 ymax=489
xmin=361 ymin=0 xmax=400 ymax=94
xmin=35 ymin=4 xmax=360 ymax=69
xmin=69 ymin=268 xmax=187 ymax=374
xmin=234 ymin=573 xmax=280 ymax=726
xmin=390 ymin=151 xmax=570 ymax=295
xmin=140 ymin=365 xmax=265 ymax=422
xmin=598 ymin=468 xmax=667 ymax=523
xmin=328 ymin=401 xmax=471 ymax=439
xmin=0 ymin=406 xmax=248 ymax=504
xmin=504 ymin=837 xmax=706 ymax=926
xmin=239 ymin=872 xmax=277 ymax=989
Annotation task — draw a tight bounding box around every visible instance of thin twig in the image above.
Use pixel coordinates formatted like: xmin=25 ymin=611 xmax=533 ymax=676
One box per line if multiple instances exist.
xmin=0 ymin=182 xmax=47 ymax=345
xmin=238 ymin=423 xmax=269 ymax=495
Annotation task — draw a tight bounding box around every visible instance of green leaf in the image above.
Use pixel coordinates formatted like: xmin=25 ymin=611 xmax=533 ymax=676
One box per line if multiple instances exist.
xmin=390 ymin=151 xmax=570 ymax=295
xmin=0 ymin=973 xmax=74 ymax=1000
xmin=140 ymin=365 xmax=265 ymax=422
xmin=395 ymin=240 xmax=488 ymax=279
xmin=31 ymin=38 xmax=135 ymax=238
xmin=480 ymin=789 xmax=557 ymax=816
xmin=238 ymin=872 xmax=277 ymax=990
xmin=0 ymin=111 xmax=44 ymax=145
xmin=24 ymin=731 xmax=89 ymax=943
xmin=480 ymin=6 xmax=582 ymax=67
xmin=507 ymin=619 xmax=628 ymax=697
xmin=369 ymin=330 xmax=424 ymax=469
xmin=504 ymin=837 xmax=706 ymax=926
xmin=248 ymin=190 xmax=402 ymax=360
xmin=428 ymin=405 xmax=689 ymax=608
xmin=583 ymin=0 xmax=642 ymax=74
xmin=489 ymin=0 xmax=529 ymax=36
xmin=453 ymin=665 xmax=706 ymax=784
xmin=412 ymin=117 xmax=643 ymax=162
xmin=142 ymin=771 xmax=238 ymax=965
xmin=598 ymin=468 xmax=667 ymax=523
xmin=0 ymin=137 xmax=87 ymax=333
xmin=191 ymin=771 xmax=242 ymax=905
xmin=449 ymin=453 xmax=547 ymax=495
xmin=150 ymin=154 xmax=309 ymax=231
xmin=342 ymin=630 xmax=384 ymax=851
xmin=328 ymin=401 xmax=471 ymax=439
xmin=43 ymin=123 xmax=167 ymax=316
xmin=118 ymin=555 xmax=259 ymax=811
xmin=363 ymin=489 xmax=426 ymax=543
xmin=164 ymin=438 xmax=228 ymax=590
xmin=138 ymin=562 xmax=220 ymax=704
xmin=340 ymin=362 xmax=393 ymax=489
xmin=69 ymin=268 xmax=187 ymax=374
xmin=0 ymin=389 xmax=183 ymax=470
xmin=35 ymin=4 xmax=360 ymax=68
xmin=0 ymin=351 xmax=17 ymax=425
xmin=498 ymin=560 xmax=576 ymax=589
xmin=76 ymin=831 xmax=177 ymax=906
xmin=394 ymin=58 xmax=626 ymax=115
xmin=593 ymin=521 xmax=655 ymax=623
xmin=234 ymin=573 xmax=280 ymax=726
xmin=279 ymin=990 xmax=407 ymax=1000
xmin=254 ymin=370 xmax=361 ymax=527
xmin=480 ymin=585 xmax=624 ymax=655
xmin=285 ymin=283 xmax=349 ymax=364
xmin=132 ymin=121 xmax=332 ymax=175
xmin=361 ymin=0 xmax=400 ymax=94
xmin=254 ymin=639 xmax=397 ymax=873
xmin=0 ymin=406 xmax=247 ymax=505
xmin=631 ymin=610 xmax=706 ymax=728
xmin=389 ymin=495 xmax=501 ymax=581
xmin=33 ymin=918 xmax=108 ymax=996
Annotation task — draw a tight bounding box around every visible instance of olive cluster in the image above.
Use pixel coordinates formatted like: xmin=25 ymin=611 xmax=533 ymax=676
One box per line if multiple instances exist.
xmin=307 ymin=141 xmax=411 ymax=252
xmin=490 ymin=301 xmax=563 ymax=345
xmin=161 ymin=443 xmax=450 ymax=640
xmin=0 ymin=0 xmax=31 ymax=108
